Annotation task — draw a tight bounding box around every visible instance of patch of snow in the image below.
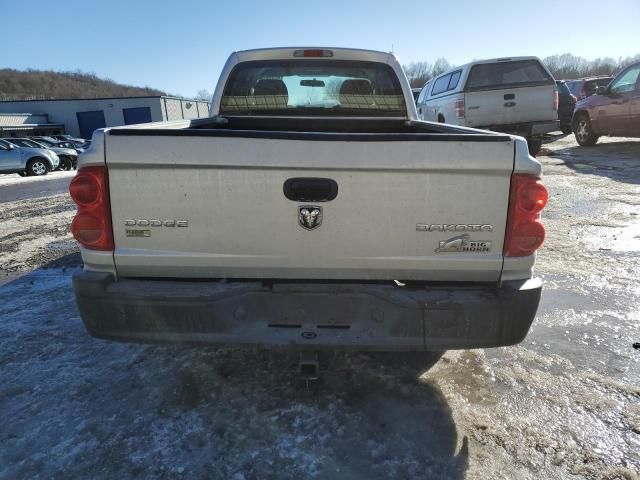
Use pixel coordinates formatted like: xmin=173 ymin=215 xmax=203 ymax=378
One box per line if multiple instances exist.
xmin=0 ymin=170 xmax=75 ymax=187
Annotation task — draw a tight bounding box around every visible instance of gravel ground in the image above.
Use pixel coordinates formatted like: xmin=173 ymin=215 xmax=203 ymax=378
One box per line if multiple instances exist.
xmin=0 ymin=190 xmax=77 ymax=283
xmin=0 ymin=135 xmax=639 ymax=479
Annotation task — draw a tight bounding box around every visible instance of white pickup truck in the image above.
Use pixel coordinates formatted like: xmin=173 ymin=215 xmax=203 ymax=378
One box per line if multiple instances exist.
xmin=70 ymin=47 xmax=547 ymax=358
xmin=416 ymin=57 xmax=559 ymax=156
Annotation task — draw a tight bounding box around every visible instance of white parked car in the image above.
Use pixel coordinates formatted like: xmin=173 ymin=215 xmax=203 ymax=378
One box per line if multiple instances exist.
xmin=416 ymin=57 xmax=558 ymax=155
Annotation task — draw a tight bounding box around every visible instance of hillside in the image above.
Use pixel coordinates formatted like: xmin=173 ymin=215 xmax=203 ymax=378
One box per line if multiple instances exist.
xmin=0 ymin=69 xmax=167 ymax=100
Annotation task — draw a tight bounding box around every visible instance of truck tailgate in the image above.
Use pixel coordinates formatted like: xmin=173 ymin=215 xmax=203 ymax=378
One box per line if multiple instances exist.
xmin=464 ymin=85 xmax=556 ymax=127
xmin=105 ymin=132 xmax=514 ymax=282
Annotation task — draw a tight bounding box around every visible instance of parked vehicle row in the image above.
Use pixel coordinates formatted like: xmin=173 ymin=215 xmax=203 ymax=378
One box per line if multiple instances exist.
xmin=0 ymin=134 xmax=90 ymax=176
xmin=8 ymin=138 xmax=78 ymax=171
xmin=415 ymin=56 xmax=558 ymax=156
xmin=32 ymin=135 xmax=89 ymax=152
xmin=413 ymin=59 xmax=639 ymax=149
xmin=0 ymin=138 xmax=60 ymax=176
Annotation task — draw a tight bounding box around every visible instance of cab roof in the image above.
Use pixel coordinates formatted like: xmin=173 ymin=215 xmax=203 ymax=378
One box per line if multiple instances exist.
xmin=233 ymin=47 xmax=396 ymax=64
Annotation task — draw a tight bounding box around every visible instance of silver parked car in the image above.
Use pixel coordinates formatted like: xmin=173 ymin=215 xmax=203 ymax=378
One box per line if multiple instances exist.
xmin=0 ymin=138 xmax=60 ymax=176
xmin=56 ymin=139 xmax=89 ymax=154
xmin=31 ymin=136 xmax=87 ymax=154
xmin=51 ymin=134 xmax=89 ymax=145
xmin=8 ymin=138 xmax=78 ymax=170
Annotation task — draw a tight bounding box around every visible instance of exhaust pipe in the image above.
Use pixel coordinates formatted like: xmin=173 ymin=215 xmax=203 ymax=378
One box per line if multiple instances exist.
xmin=299 ymin=351 xmax=320 ymax=381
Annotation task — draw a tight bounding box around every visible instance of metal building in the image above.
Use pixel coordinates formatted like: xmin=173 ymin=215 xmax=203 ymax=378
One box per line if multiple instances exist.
xmin=0 ymin=113 xmax=65 ymax=138
xmin=0 ymin=96 xmax=210 ymax=139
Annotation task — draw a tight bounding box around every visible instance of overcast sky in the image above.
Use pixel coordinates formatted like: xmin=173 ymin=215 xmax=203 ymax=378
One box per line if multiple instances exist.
xmin=2 ymin=0 xmax=639 ymax=97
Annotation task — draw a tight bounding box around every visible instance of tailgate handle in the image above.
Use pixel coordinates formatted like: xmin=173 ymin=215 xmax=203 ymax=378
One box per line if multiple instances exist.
xmin=284 ymin=178 xmax=338 ymax=202
xmin=504 ymin=93 xmax=515 ymax=100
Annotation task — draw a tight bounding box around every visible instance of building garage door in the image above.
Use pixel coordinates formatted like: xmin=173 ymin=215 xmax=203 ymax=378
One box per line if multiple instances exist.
xmin=76 ymin=110 xmax=106 ymax=139
xmin=123 ymin=107 xmax=152 ymax=125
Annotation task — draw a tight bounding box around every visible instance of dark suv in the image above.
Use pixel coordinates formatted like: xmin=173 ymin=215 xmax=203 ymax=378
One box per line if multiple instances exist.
xmin=572 ymin=62 xmax=640 ymax=146
xmin=566 ymin=76 xmax=614 ymax=101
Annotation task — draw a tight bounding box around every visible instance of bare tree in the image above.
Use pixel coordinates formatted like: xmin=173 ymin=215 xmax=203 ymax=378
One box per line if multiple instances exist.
xmin=403 ymin=58 xmax=455 ymax=88
xmin=543 ymin=53 xmax=622 ymax=79
xmin=619 ymin=54 xmax=640 ymax=68
xmin=195 ymin=89 xmax=211 ymax=101
xmin=432 ymin=58 xmax=452 ymax=77
xmin=403 ymin=61 xmax=433 ymax=88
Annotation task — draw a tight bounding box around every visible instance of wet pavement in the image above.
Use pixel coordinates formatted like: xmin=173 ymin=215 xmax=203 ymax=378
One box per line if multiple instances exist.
xmin=0 ymin=135 xmax=638 ymax=479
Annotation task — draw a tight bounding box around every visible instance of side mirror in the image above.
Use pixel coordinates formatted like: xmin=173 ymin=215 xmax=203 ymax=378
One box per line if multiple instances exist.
xmin=595 ymin=85 xmax=608 ymax=95
xmin=8 ymin=143 xmax=15 ymax=150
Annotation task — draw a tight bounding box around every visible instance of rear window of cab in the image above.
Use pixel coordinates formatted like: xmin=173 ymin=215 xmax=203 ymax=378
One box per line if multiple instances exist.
xmin=465 ymin=60 xmax=553 ymax=91
xmin=220 ymin=59 xmax=406 ymax=116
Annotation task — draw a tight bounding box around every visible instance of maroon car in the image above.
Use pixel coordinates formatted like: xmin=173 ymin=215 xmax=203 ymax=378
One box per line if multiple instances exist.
xmin=572 ymin=62 xmax=640 ymax=146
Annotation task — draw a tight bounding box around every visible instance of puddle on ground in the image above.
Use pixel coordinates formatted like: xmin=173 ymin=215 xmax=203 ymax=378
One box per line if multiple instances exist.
xmin=525 ymin=275 xmax=640 ymax=382
xmin=570 ymin=220 xmax=640 ymax=252
xmin=567 ymin=201 xmax=640 ymax=253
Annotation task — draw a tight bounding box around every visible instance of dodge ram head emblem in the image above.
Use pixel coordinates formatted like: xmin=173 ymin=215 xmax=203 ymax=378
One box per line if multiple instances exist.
xmin=298 ymin=206 xmax=322 ymax=230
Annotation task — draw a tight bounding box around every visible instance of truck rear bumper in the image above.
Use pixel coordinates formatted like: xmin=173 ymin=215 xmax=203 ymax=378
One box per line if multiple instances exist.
xmin=482 ymin=120 xmax=559 ymax=137
xmin=72 ymin=272 xmax=542 ymax=351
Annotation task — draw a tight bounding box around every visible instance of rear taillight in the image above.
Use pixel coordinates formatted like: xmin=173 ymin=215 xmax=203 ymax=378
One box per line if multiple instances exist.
xmin=454 ymin=99 xmax=465 ymax=119
xmin=504 ymin=174 xmax=548 ymax=257
xmin=69 ymin=166 xmax=113 ymax=250
xmin=553 ymin=87 xmax=559 ymax=111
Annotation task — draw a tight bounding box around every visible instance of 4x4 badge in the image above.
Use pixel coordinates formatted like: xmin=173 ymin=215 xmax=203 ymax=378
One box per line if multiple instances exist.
xmin=298 ymin=206 xmax=322 ymax=230
xmin=436 ymin=234 xmax=492 ymax=253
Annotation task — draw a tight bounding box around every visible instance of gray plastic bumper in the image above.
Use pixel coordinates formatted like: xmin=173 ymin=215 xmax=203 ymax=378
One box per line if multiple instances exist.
xmin=72 ymin=272 xmax=542 ymax=351
xmin=483 ymin=120 xmax=559 ymax=137
xmin=531 ymin=121 xmax=559 ymax=135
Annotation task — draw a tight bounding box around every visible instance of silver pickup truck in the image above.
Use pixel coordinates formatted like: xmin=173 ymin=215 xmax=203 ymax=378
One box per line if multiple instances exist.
xmin=70 ymin=47 xmax=548 ymax=357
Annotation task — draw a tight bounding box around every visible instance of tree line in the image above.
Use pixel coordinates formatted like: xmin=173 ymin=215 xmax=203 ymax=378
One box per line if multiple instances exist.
xmin=403 ymin=53 xmax=640 ymax=88
xmin=0 ymin=68 xmax=167 ymax=101
xmin=3 ymin=53 xmax=639 ymax=101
